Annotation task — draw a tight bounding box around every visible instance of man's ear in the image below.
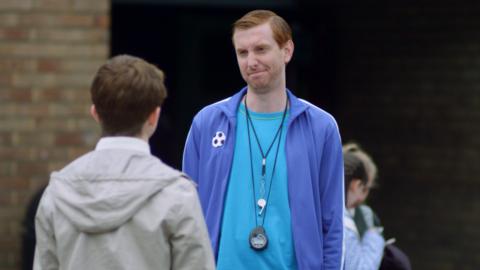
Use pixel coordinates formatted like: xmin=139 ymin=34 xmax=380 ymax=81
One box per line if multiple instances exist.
xmin=283 ymin=40 xmax=294 ymax=64
xmin=90 ymin=105 xmax=100 ymax=123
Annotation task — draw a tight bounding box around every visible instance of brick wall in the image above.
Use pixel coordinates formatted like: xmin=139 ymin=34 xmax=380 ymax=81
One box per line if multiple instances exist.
xmin=329 ymin=3 xmax=480 ymax=269
xmin=0 ymin=0 xmax=109 ymax=269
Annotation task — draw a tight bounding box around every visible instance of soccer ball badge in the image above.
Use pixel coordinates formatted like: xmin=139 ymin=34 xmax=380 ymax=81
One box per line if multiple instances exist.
xmin=212 ymin=131 xmax=226 ymax=148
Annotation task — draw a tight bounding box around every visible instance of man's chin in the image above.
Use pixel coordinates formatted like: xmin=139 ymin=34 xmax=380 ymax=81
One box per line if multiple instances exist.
xmin=246 ymin=79 xmax=268 ymax=90
xmin=247 ymin=84 xmax=270 ymax=93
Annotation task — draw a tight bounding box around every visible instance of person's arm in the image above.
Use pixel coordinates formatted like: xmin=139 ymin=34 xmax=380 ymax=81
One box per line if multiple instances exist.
xmin=33 ymin=189 xmax=59 ymax=270
xmin=182 ymin=118 xmax=200 ymax=183
xmin=319 ymin=122 xmax=345 ymax=270
xmin=344 ymin=228 xmax=385 ymax=270
xmin=167 ymin=180 xmax=215 ymax=270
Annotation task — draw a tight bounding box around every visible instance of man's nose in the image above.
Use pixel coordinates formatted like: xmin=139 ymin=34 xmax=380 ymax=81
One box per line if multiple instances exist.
xmin=246 ymin=54 xmax=258 ymax=69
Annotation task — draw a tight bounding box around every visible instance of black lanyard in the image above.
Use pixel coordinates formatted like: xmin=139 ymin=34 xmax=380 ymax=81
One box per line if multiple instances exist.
xmin=244 ymin=93 xmax=288 ymax=226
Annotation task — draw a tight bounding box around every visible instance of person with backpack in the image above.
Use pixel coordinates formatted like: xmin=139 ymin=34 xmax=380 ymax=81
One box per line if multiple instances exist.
xmin=343 ymin=143 xmax=411 ymax=270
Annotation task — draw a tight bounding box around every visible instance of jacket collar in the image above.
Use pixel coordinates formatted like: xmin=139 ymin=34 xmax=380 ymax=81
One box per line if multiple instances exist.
xmin=95 ymin=136 xmax=151 ymax=154
xmin=219 ymin=86 xmax=309 ymax=122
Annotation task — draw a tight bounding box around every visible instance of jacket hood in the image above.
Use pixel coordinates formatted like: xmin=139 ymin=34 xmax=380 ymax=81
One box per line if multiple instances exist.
xmin=49 ymin=149 xmax=183 ymax=233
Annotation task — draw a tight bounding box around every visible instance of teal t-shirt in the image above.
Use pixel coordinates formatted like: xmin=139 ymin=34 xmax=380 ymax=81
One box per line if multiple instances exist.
xmin=216 ymin=103 xmax=297 ymax=270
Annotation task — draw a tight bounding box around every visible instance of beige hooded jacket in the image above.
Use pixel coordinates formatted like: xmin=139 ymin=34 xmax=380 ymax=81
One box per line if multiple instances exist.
xmin=34 ymin=138 xmax=215 ymax=270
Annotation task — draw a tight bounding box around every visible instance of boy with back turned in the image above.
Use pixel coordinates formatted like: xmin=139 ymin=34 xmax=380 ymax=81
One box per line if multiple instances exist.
xmin=34 ymin=55 xmax=215 ymax=270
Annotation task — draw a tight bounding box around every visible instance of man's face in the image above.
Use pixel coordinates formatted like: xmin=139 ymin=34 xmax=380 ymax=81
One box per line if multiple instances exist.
xmin=233 ymin=23 xmax=293 ymax=93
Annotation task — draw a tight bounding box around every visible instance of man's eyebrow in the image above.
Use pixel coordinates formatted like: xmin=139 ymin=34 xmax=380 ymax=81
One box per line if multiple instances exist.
xmin=255 ymin=42 xmax=271 ymax=47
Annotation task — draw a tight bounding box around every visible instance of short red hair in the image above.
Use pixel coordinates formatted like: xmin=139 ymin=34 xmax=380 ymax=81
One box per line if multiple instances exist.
xmin=232 ymin=10 xmax=292 ymax=47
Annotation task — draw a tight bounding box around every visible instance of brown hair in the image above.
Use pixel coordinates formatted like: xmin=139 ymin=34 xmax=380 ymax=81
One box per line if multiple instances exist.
xmin=90 ymin=55 xmax=167 ymax=136
xmin=232 ymin=10 xmax=292 ymax=47
xmin=343 ymin=152 xmax=369 ymax=199
xmin=343 ymin=143 xmax=378 ymax=187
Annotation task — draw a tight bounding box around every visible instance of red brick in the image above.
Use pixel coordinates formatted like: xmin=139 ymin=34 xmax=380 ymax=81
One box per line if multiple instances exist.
xmin=0 ymin=147 xmax=34 ymax=161
xmin=0 ymin=59 xmax=36 ymax=72
xmin=33 ymin=0 xmax=71 ymax=11
xmin=36 ymin=117 xmax=76 ymax=131
xmin=0 ymin=133 xmax=12 ymax=146
xmin=13 ymin=132 xmax=54 ymax=146
xmin=48 ymin=103 xmax=90 ymax=117
xmin=73 ymin=0 xmax=109 ymax=12
xmin=37 ymin=59 xmax=61 ymax=72
xmin=16 ymin=162 xmax=48 ymax=178
xmin=55 ymin=132 xmax=85 ymax=146
xmin=63 ymin=88 xmax=92 ymax=102
xmin=95 ymin=15 xmax=110 ymax=29
xmin=59 ymin=14 xmax=94 ymax=27
xmin=36 ymin=29 xmax=108 ymax=43
xmin=0 ymin=74 xmax=12 ymax=86
xmin=13 ymin=73 xmax=94 ymax=88
xmin=2 ymin=88 xmax=32 ymax=102
xmin=0 ymin=0 xmax=32 ymax=10
xmin=0 ymin=43 xmax=108 ymax=59
xmin=18 ymin=14 xmax=93 ymax=27
xmin=0 ymin=14 xmax=19 ymax=27
xmin=0 ymin=104 xmax=49 ymax=117
xmin=2 ymin=177 xmax=29 ymax=190
xmin=0 ymin=190 xmax=16 ymax=207
xmin=0 ymin=28 xmax=30 ymax=40
xmin=61 ymin=59 xmax=104 ymax=73
xmin=34 ymin=88 xmax=62 ymax=101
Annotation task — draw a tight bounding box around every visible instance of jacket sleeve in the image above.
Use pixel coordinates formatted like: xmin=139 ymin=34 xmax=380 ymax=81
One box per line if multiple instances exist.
xmin=168 ymin=180 xmax=215 ymax=270
xmin=182 ymin=117 xmax=200 ymax=183
xmin=33 ymin=190 xmax=59 ymax=270
xmin=344 ymin=228 xmax=385 ymax=270
xmin=319 ymin=121 xmax=345 ymax=270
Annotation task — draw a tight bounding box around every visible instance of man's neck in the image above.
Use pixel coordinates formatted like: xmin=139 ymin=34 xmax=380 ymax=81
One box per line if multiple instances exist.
xmin=244 ymin=86 xmax=288 ymax=113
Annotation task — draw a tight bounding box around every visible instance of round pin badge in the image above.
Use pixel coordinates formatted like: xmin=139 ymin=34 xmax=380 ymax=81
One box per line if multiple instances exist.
xmin=249 ymin=226 xmax=268 ymax=251
xmin=212 ymin=131 xmax=226 ymax=148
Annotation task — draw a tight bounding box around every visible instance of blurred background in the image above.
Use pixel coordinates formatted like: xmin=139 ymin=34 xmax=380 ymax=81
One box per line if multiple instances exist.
xmin=1 ymin=0 xmax=480 ymax=269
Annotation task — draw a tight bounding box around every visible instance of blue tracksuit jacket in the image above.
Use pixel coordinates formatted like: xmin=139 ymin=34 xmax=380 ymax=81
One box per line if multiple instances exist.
xmin=183 ymin=87 xmax=344 ymax=270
